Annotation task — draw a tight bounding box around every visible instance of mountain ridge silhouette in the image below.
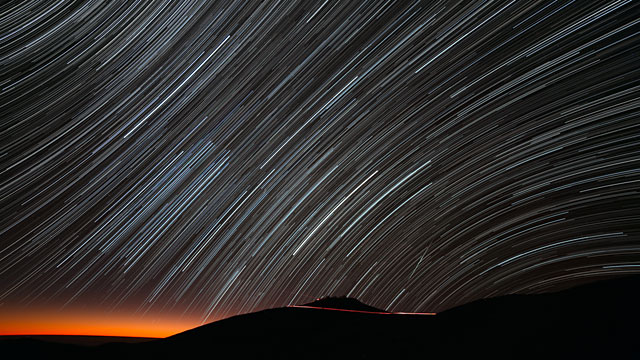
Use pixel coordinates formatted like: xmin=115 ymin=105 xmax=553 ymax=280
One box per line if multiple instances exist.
xmin=301 ymin=296 xmax=389 ymax=312
xmin=2 ymin=275 xmax=638 ymax=359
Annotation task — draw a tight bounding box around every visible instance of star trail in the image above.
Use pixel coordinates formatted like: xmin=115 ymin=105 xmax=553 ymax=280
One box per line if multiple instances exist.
xmin=1 ymin=0 xmax=639 ymax=333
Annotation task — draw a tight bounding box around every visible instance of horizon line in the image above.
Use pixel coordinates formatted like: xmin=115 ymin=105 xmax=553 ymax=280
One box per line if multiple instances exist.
xmin=289 ymin=304 xmax=437 ymax=315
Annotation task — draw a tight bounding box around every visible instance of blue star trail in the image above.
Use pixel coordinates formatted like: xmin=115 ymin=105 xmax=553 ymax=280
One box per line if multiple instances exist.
xmin=0 ymin=0 xmax=639 ymax=323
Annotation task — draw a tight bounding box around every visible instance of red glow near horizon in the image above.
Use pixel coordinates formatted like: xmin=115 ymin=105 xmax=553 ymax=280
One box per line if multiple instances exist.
xmin=0 ymin=308 xmax=203 ymax=338
xmin=0 ymin=306 xmax=437 ymax=338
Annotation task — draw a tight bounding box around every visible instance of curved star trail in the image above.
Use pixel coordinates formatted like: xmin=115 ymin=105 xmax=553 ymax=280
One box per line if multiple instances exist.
xmin=1 ymin=1 xmax=639 ymax=325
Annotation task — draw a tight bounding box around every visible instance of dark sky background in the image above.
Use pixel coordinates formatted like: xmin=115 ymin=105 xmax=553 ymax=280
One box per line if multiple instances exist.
xmin=1 ymin=0 xmax=639 ymax=327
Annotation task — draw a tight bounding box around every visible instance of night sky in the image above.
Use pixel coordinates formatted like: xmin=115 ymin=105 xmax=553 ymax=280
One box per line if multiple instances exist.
xmin=1 ymin=1 xmax=639 ymax=336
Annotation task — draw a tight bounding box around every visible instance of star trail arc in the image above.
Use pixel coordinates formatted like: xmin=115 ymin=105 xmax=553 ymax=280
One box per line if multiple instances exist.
xmin=0 ymin=0 xmax=639 ymax=328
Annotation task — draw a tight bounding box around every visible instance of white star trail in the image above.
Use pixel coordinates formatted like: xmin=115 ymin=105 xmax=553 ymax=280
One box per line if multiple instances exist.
xmin=0 ymin=1 xmax=638 ymax=323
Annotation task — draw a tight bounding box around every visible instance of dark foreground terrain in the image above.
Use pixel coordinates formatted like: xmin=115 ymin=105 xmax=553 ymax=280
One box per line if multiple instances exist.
xmin=1 ymin=276 xmax=638 ymax=359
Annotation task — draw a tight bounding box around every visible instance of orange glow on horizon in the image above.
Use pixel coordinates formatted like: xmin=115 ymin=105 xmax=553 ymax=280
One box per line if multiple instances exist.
xmin=0 ymin=308 xmax=204 ymax=338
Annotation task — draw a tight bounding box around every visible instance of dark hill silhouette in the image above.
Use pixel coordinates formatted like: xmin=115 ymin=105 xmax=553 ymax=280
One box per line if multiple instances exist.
xmin=1 ymin=276 xmax=639 ymax=359
xmin=301 ymin=296 xmax=388 ymax=312
xmin=0 ymin=335 xmax=154 ymax=346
